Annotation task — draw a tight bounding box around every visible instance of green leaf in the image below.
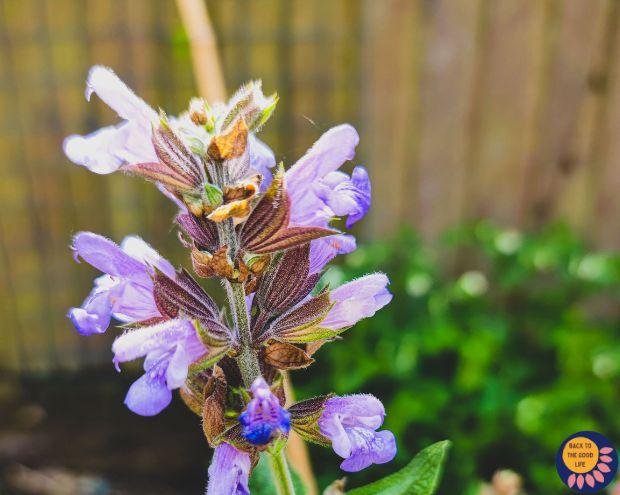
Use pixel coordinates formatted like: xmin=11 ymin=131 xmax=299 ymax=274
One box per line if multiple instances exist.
xmin=249 ymin=453 xmax=307 ymax=495
xmin=347 ymin=440 xmax=451 ymax=495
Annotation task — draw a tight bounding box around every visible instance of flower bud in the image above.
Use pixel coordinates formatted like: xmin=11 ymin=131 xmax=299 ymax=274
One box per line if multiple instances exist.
xmin=238 ymin=377 xmax=290 ymax=445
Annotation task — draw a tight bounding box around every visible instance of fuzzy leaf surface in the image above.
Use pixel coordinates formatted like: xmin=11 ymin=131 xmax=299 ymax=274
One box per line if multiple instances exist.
xmin=347 ymin=440 xmax=451 ymax=495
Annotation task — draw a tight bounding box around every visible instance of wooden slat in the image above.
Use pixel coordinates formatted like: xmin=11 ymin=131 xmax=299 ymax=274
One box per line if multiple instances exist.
xmin=464 ymin=0 xmax=548 ymax=225
xmin=520 ymin=0 xmax=607 ymax=228
xmin=594 ymin=1 xmax=620 ymax=248
xmin=415 ymin=0 xmax=482 ymax=238
xmin=556 ymin=0 xmax=616 ymax=238
xmin=361 ymin=0 xmax=423 ymax=238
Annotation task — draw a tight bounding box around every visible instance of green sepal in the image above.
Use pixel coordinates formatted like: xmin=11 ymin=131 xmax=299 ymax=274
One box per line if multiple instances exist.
xmin=347 ymin=440 xmax=451 ymax=495
xmin=188 ymin=346 xmax=229 ymax=376
xmin=203 ymin=182 xmax=224 ymax=207
xmin=253 ymin=93 xmax=278 ymax=131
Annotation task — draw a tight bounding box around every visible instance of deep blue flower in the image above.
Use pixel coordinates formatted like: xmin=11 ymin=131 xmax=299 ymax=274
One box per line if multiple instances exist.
xmin=239 ymin=377 xmax=291 ymax=445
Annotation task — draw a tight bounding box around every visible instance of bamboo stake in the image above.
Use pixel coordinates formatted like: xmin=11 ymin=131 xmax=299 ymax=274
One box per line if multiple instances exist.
xmin=175 ymin=1 xmax=317 ymax=493
xmin=175 ymin=0 xmax=226 ymax=102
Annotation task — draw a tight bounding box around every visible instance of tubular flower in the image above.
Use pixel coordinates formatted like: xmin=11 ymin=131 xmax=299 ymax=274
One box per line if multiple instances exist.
xmin=284 ymin=124 xmax=370 ymax=271
xmin=321 ymin=273 xmax=393 ymax=330
xmin=68 ymin=232 xmax=175 ymax=335
xmin=319 ymin=394 xmax=397 ymax=472
xmin=206 ymin=443 xmax=251 ymax=495
xmin=112 ymin=319 xmax=207 ymax=416
xmin=239 ymin=377 xmax=291 ymax=445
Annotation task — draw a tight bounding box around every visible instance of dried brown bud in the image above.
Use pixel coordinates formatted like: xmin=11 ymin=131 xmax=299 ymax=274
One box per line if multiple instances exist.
xmin=208 ymin=118 xmax=249 ymax=161
xmin=207 ymin=198 xmax=253 ymax=223
xmin=189 ymin=97 xmax=208 ymax=126
xmin=223 ymin=175 xmax=262 ymax=202
xmin=192 ymin=246 xmax=235 ymax=280
xmin=263 ymin=342 xmax=314 ymax=370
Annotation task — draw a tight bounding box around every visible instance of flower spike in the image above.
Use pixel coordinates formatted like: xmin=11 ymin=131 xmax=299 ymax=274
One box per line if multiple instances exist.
xmin=65 ymin=67 xmax=396 ymax=491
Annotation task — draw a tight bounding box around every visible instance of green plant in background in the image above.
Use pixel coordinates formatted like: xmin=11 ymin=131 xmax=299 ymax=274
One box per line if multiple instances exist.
xmin=300 ymin=221 xmax=620 ymax=494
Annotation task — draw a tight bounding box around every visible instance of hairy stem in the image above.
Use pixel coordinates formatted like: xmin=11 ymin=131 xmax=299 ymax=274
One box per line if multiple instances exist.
xmin=269 ymin=447 xmax=296 ymax=495
xmin=229 ymin=280 xmax=261 ymax=386
xmin=212 ymin=166 xmax=296 ymax=495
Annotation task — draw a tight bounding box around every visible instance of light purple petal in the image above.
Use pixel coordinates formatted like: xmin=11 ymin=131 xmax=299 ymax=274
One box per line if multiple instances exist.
xmin=286 ymin=124 xmax=359 ymax=199
xmin=109 ymin=282 xmax=161 ymax=322
xmin=320 ymin=394 xmax=395 ymax=473
xmin=339 ymin=428 xmax=396 ymax=472
xmin=120 ymin=235 xmax=175 ymax=278
xmin=206 ymin=443 xmax=251 ymax=495
xmin=165 ymin=344 xmax=192 ymax=389
xmin=322 ymin=273 xmax=392 ymax=329
xmin=309 ymin=234 xmax=356 ymax=274
xmin=63 ymin=121 xmax=156 ymax=174
xmin=346 ymin=166 xmax=371 ymax=228
xmin=67 ymin=288 xmax=112 ymax=336
xmin=124 ymin=372 xmax=172 ymax=416
xmin=371 ymin=430 xmax=397 ymax=464
xmin=86 ymin=66 xmax=157 ymax=123
xmin=249 ymin=135 xmax=276 ymax=191
xmin=72 ymin=232 xmax=147 ymax=278
xmin=323 ymin=394 xmax=385 ymax=427
xmin=112 ymin=319 xmax=195 ymax=364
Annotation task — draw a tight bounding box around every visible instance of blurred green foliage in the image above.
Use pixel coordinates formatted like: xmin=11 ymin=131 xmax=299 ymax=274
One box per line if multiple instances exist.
xmin=298 ymin=222 xmax=620 ymax=494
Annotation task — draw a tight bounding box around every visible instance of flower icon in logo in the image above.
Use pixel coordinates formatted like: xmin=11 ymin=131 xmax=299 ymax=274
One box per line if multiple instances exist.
xmin=566 ymin=446 xmax=614 ymax=490
xmin=557 ymin=431 xmax=618 ymax=493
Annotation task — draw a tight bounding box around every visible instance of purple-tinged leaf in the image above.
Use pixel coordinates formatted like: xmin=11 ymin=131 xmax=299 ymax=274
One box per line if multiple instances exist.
xmin=153 ymin=269 xmax=218 ymax=322
xmin=176 ymin=213 xmax=219 ymax=252
xmin=262 ymin=290 xmax=336 ymax=343
xmin=289 ymin=395 xmax=333 ymax=447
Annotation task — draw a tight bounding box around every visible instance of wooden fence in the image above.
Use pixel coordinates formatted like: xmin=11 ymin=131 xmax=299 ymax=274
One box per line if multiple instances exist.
xmin=0 ymin=0 xmax=619 ymax=372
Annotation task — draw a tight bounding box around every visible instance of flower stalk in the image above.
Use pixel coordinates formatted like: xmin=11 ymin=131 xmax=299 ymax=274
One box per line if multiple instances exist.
xmin=230 ymin=279 xmax=261 ymax=386
xmin=269 ymin=445 xmax=296 ymax=495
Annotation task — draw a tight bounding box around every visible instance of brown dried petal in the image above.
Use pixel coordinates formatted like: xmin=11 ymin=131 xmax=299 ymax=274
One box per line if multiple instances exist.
xmin=263 ymin=342 xmax=315 ymax=370
xmin=202 ymin=367 xmax=227 ymax=447
xmin=207 ymin=198 xmax=253 ymax=222
xmin=223 ymin=175 xmax=261 ymax=202
xmin=192 ymin=246 xmax=236 ymax=280
xmin=179 ymin=384 xmax=204 ymax=417
xmin=208 ymin=118 xmax=249 ymax=160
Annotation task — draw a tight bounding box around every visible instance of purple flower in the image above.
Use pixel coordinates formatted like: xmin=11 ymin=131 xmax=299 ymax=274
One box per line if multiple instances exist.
xmin=239 ymin=377 xmax=291 ymax=445
xmin=319 ymin=394 xmax=396 ymax=472
xmin=112 ymin=318 xmax=207 ymax=416
xmin=206 ymin=443 xmax=251 ymax=495
xmin=68 ymin=232 xmax=175 ymax=336
xmin=63 ymin=66 xmax=158 ymax=174
xmin=283 ymin=124 xmax=369 ymax=271
xmin=64 ymin=66 xmax=275 ymax=182
xmin=322 ymin=273 xmax=392 ymax=330
xmin=308 ymin=234 xmax=357 ymax=275
xmin=313 ymin=166 xmax=371 ymax=229
xmin=285 ymin=125 xmax=367 ymax=227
